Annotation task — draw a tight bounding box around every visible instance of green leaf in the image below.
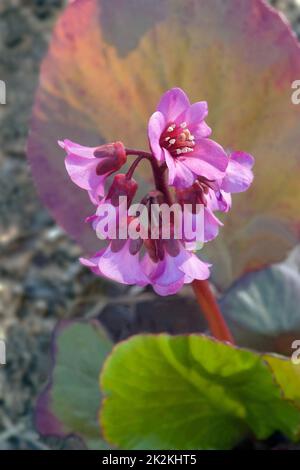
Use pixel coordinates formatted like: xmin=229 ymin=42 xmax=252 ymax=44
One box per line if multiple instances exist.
xmin=264 ymin=353 xmax=300 ymax=409
xmin=36 ymin=320 xmax=112 ymax=449
xmin=220 ymin=262 xmax=300 ymax=353
xmin=100 ymin=334 xmax=300 ymax=449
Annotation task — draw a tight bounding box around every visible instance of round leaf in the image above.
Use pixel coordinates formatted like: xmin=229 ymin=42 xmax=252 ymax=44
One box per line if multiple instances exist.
xmin=35 ymin=320 xmax=112 ymax=449
xmin=264 ymin=353 xmax=300 ymax=409
xmin=220 ymin=262 xmax=300 ymax=352
xmin=27 ymin=0 xmax=300 ymax=288
xmin=100 ymin=334 xmax=300 ymax=449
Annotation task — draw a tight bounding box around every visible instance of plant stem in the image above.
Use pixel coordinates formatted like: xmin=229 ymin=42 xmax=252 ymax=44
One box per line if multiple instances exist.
xmin=126 ymin=149 xmax=231 ymax=344
xmin=125 ymin=148 xmax=172 ymax=205
xmin=192 ymin=280 xmax=234 ymax=344
xmin=125 ymin=148 xmax=153 ymax=159
xmin=126 ymin=155 xmax=145 ymax=180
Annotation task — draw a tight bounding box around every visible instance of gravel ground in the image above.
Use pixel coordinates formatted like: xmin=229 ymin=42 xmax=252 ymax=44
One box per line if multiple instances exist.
xmin=0 ymin=0 xmax=299 ymax=451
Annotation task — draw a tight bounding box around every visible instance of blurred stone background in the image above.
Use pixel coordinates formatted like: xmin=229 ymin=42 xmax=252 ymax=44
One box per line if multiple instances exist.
xmin=0 ymin=0 xmax=299 ymax=450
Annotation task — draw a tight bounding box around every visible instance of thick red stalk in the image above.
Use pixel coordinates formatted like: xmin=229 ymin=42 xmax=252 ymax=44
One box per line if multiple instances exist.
xmin=126 ymin=149 xmax=233 ymax=344
xmin=125 ymin=155 xmax=145 ymax=180
xmin=125 ymin=148 xmax=172 ymax=205
xmin=192 ymin=280 xmax=234 ymax=344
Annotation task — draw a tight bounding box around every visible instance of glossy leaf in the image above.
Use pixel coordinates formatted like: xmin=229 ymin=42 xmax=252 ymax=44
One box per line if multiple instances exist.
xmin=27 ymin=0 xmax=300 ymax=288
xmin=220 ymin=261 xmax=300 ymax=353
xmin=35 ymin=320 xmax=112 ymax=449
xmin=100 ymin=334 xmax=300 ymax=449
xmin=264 ymin=353 xmax=300 ymax=409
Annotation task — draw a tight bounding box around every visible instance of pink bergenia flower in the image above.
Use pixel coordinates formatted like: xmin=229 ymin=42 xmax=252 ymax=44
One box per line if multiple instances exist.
xmin=81 ymin=238 xmax=149 ymax=287
xmin=218 ymin=150 xmax=254 ymax=204
xmin=80 ymin=250 xmax=105 ymax=276
xmin=148 ymin=88 xmax=228 ymax=189
xmin=177 ymin=151 xmax=254 ymax=242
xmin=59 ymin=139 xmax=127 ymax=204
xmin=86 ymin=174 xmax=138 ymax=238
xmin=103 ymin=174 xmax=138 ymax=208
xmin=61 ymin=87 xmax=254 ymax=297
xmin=142 ymin=238 xmax=210 ymax=296
xmin=177 ymin=178 xmax=224 ymax=243
xmin=81 ymin=216 xmax=210 ymax=296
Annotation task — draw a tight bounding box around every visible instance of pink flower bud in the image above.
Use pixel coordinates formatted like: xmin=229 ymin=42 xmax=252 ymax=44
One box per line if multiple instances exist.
xmin=59 ymin=139 xmax=127 ymax=204
xmin=94 ymin=142 xmax=126 ymax=175
xmin=106 ymin=174 xmax=138 ymax=207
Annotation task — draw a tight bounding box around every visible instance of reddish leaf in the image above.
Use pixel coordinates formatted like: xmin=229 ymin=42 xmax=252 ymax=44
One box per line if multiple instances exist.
xmin=27 ymin=0 xmax=300 ymax=288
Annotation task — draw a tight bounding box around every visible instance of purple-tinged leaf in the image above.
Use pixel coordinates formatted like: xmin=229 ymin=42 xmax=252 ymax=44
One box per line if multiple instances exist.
xmin=27 ymin=0 xmax=300 ymax=288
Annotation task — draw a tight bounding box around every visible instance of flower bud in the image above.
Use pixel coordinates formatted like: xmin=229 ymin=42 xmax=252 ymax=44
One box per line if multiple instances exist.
xmin=95 ymin=142 xmax=127 ymax=175
xmin=60 ymin=139 xmax=127 ymax=203
xmin=106 ymin=174 xmax=138 ymax=207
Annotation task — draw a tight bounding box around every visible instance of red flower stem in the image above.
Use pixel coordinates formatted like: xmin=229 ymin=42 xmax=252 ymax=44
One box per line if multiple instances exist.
xmin=125 ymin=148 xmax=172 ymax=205
xmin=125 ymin=155 xmax=145 ymax=180
xmin=126 ymin=149 xmax=231 ymax=343
xmin=125 ymin=148 xmax=153 ymax=159
xmin=192 ymin=280 xmax=234 ymax=344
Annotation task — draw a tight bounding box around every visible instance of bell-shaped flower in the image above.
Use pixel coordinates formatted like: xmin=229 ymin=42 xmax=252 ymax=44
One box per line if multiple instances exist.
xmin=148 ymin=88 xmax=228 ymax=189
xmin=81 ymin=212 xmax=210 ymax=296
xmin=59 ymin=139 xmax=127 ymax=204
xmin=86 ymin=174 xmax=138 ymax=242
xmin=142 ymin=238 xmax=210 ymax=296
xmin=176 ymin=151 xmax=254 ymax=242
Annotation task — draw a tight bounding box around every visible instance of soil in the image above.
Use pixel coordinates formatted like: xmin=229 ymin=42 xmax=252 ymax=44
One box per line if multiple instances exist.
xmin=0 ymin=0 xmax=299 ymax=450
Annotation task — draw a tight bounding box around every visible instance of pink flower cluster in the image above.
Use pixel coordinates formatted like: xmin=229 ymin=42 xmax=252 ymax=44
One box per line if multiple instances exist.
xmin=59 ymin=88 xmax=254 ymax=296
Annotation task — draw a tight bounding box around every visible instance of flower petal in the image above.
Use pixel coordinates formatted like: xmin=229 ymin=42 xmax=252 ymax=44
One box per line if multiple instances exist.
xmin=171 ymin=159 xmax=196 ymax=188
xmin=142 ymin=243 xmax=210 ymax=295
xmin=204 ymin=206 xmax=223 ymax=242
xmin=99 ymin=240 xmax=148 ymax=286
xmin=221 ymin=151 xmax=254 ymax=193
xmin=164 ymin=149 xmax=176 ymax=185
xmin=157 ymin=87 xmax=190 ymax=122
xmin=181 ymin=139 xmax=228 ymax=180
xmin=151 ymin=253 xmax=185 ymax=287
xmin=88 ymin=184 xmax=105 ymax=204
xmin=192 ymin=121 xmax=212 ymax=139
xmin=147 ymin=111 xmax=166 ymax=162
xmin=153 ymin=278 xmax=185 ymax=296
xmin=64 ymin=153 xmax=101 ymax=191
xmin=181 ymin=210 xmax=205 ymax=244
xmin=141 ymin=253 xmax=184 ymax=296
xmin=184 ymin=101 xmax=208 ymax=127
xmin=209 ymin=189 xmax=232 ymax=213
xmin=178 ymin=251 xmax=211 ymax=280
xmin=59 ymin=139 xmax=97 ymax=158
xmin=178 ymin=101 xmax=212 ymax=138
xmin=79 ymin=249 xmax=105 ymax=276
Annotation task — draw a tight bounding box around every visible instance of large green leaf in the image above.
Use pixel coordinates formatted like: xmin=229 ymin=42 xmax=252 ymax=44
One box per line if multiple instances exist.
xmin=264 ymin=353 xmax=300 ymax=408
xmin=27 ymin=0 xmax=300 ymax=289
xmin=36 ymin=320 xmax=112 ymax=449
xmin=220 ymin=260 xmax=300 ymax=353
xmin=100 ymin=334 xmax=300 ymax=449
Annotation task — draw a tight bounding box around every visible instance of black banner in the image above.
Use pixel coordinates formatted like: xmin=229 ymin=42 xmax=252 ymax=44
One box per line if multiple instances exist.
xmin=0 ymin=449 xmax=298 ymax=466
